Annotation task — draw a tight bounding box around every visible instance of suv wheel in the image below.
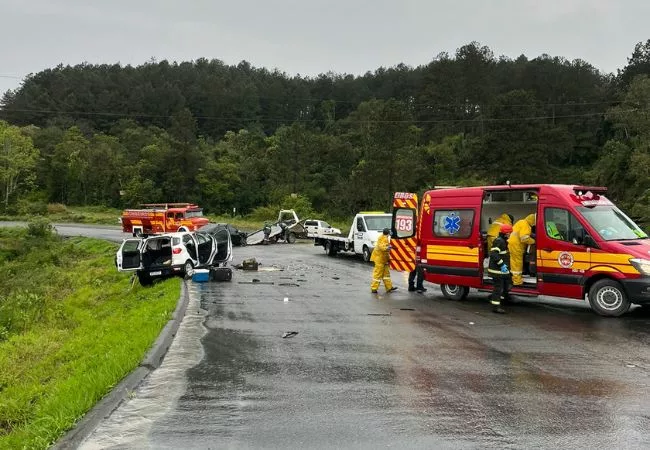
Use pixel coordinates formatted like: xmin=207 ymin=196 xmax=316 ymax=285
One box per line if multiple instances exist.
xmin=184 ymin=260 xmax=194 ymax=278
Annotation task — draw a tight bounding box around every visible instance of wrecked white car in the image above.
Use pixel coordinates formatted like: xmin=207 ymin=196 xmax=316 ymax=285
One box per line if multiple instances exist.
xmin=116 ymin=230 xmax=232 ymax=286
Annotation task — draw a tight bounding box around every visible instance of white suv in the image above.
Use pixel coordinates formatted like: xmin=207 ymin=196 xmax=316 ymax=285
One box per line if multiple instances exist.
xmin=304 ymin=220 xmax=341 ymax=237
xmin=115 ymin=231 xmax=232 ymax=285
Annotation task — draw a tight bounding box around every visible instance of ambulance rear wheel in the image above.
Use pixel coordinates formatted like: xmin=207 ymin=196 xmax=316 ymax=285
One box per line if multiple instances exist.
xmin=441 ymin=284 xmax=469 ymax=301
xmin=588 ymin=279 xmax=630 ymax=317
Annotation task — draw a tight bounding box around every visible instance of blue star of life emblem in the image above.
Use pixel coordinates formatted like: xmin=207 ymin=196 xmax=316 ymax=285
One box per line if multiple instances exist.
xmin=443 ymin=213 xmax=461 ymax=235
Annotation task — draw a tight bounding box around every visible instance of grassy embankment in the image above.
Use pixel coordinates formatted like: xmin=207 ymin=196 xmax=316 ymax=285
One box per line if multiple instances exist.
xmin=0 ymin=221 xmax=180 ymax=449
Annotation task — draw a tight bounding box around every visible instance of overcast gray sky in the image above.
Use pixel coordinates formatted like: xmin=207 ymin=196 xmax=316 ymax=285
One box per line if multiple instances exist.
xmin=1 ymin=0 xmax=649 ymax=94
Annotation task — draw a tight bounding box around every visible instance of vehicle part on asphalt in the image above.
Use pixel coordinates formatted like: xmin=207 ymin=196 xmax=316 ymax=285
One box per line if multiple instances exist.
xmin=282 ymin=331 xmax=299 ymax=338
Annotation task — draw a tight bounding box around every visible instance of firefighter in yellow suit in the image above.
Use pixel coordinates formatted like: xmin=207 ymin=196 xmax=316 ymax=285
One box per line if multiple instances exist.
xmin=487 ymin=213 xmax=514 ymax=250
xmin=370 ymin=228 xmax=398 ymax=294
xmin=508 ymin=213 xmax=536 ymax=286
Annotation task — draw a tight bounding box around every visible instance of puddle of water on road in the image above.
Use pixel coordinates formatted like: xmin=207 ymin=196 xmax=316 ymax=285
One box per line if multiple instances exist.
xmin=78 ymin=284 xmax=208 ymax=449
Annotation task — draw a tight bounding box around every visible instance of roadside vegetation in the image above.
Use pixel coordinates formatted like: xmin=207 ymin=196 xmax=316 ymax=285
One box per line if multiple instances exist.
xmin=0 ymin=203 xmax=122 ymax=226
xmin=0 ymin=220 xmax=180 ymax=449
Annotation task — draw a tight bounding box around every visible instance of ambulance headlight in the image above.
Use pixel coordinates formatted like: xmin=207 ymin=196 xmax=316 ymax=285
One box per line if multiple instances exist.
xmin=630 ymin=258 xmax=650 ymax=276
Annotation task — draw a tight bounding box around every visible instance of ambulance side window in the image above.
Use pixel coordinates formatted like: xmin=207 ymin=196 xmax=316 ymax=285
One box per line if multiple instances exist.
xmin=544 ymin=208 xmax=583 ymax=243
xmin=433 ymin=210 xmax=474 ymax=238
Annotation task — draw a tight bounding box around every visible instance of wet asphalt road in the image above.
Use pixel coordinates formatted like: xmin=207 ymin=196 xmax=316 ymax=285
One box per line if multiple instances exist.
xmin=75 ymin=241 xmax=650 ymax=449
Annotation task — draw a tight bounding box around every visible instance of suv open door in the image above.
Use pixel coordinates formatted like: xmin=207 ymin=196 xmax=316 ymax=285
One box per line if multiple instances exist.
xmin=116 ymin=239 xmax=143 ymax=271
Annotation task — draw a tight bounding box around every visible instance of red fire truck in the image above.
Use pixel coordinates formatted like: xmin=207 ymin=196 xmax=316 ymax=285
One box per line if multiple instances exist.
xmin=120 ymin=203 xmax=209 ymax=236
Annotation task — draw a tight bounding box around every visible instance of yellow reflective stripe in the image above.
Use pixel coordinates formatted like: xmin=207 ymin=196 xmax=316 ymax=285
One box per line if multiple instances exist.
xmin=488 ymin=269 xmax=503 ymax=274
xmin=496 ymin=259 xmax=503 ymax=265
xmin=490 ymin=300 xmax=501 ymax=305
xmin=490 ymin=247 xmax=501 ymax=252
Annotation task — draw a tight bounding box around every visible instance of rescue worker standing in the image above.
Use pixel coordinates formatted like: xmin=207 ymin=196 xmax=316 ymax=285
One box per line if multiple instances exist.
xmin=508 ymin=213 xmax=536 ymax=286
xmin=408 ymin=265 xmax=426 ymax=293
xmin=487 ymin=213 xmax=514 ymax=250
xmin=489 ymin=223 xmax=513 ymax=314
xmin=370 ymin=228 xmax=398 ymax=294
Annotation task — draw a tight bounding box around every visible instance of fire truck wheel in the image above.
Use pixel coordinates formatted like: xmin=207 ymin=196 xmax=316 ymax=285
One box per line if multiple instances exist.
xmin=588 ymin=279 xmax=630 ymax=317
xmin=183 ymin=260 xmax=194 ymax=277
xmin=362 ymin=246 xmax=371 ymax=263
xmin=441 ymin=284 xmax=469 ymax=301
xmin=178 ymin=226 xmax=189 ymax=232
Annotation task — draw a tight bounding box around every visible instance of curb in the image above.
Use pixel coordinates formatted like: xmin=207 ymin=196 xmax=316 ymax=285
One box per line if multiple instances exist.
xmin=53 ymin=281 xmax=190 ymax=449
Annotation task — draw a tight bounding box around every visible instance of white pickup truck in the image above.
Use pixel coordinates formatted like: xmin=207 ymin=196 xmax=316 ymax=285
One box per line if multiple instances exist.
xmin=313 ymin=212 xmax=392 ymax=262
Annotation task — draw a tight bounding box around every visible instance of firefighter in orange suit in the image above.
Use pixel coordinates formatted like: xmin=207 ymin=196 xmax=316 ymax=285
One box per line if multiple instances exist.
xmin=508 ymin=213 xmax=536 ymax=286
xmin=370 ymin=228 xmax=398 ymax=294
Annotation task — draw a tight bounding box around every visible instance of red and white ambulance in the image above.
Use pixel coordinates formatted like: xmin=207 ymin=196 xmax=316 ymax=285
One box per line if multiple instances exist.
xmin=390 ymin=185 xmax=650 ymax=316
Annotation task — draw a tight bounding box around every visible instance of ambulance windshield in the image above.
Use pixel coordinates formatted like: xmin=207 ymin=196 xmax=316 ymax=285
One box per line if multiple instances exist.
xmin=578 ymin=206 xmax=648 ymax=241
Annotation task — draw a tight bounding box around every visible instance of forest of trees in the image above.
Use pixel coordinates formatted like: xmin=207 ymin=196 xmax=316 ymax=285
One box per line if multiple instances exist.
xmin=1 ymin=40 xmax=650 ymax=225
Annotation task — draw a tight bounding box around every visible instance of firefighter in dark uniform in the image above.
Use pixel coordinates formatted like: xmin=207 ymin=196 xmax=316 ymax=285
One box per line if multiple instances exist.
xmin=488 ymin=223 xmax=513 ymax=314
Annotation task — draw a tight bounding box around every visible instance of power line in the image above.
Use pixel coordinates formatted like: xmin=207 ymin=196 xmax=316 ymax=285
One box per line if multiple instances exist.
xmin=0 ymin=75 xmax=22 ymax=79
xmin=0 ymin=106 xmax=630 ymax=124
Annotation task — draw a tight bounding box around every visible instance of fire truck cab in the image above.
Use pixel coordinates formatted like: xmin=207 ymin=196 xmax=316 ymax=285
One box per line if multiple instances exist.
xmin=390 ymin=185 xmax=650 ymax=317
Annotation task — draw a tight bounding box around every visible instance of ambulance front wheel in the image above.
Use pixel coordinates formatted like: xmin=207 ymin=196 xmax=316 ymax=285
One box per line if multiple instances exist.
xmin=441 ymin=284 xmax=469 ymax=301
xmin=588 ymin=279 xmax=631 ymax=317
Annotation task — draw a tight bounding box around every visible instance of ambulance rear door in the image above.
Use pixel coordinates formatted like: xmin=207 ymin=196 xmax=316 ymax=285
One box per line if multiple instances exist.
xmin=421 ymin=191 xmax=483 ymax=288
xmin=390 ymin=192 xmax=418 ymax=272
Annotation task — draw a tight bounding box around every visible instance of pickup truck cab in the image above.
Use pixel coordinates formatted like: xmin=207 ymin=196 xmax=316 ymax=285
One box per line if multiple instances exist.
xmin=314 ymin=212 xmax=392 ymax=262
xmin=304 ymin=219 xmax=341 ymax=237
xmin=116 ymin=230 xmax=232 ymax=286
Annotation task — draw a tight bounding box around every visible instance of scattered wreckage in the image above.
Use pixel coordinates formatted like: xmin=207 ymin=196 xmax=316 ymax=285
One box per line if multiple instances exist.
xmin=246 ymin=209 xmax=308 ymax=245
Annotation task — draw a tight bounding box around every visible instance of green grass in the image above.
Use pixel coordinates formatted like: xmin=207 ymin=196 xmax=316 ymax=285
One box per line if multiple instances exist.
xmin=0 ymin=227 xmax=180 ymax=449
xmin=0 ymin=205 xmax=122 ymax=226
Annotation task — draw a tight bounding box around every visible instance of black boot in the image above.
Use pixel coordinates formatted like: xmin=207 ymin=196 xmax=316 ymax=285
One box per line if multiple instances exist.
xmin=492 ymin=305 xmax=506 ymax=314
